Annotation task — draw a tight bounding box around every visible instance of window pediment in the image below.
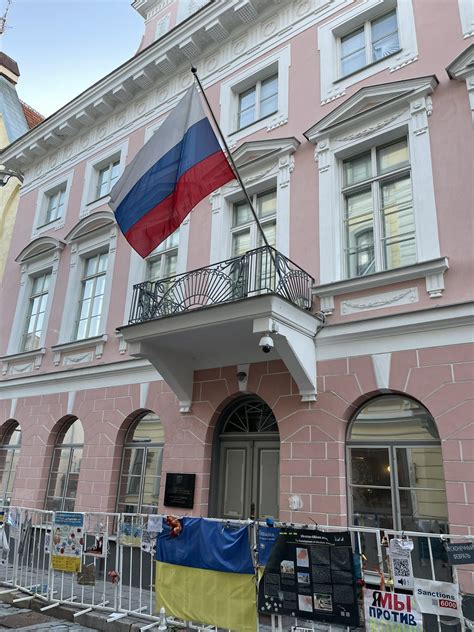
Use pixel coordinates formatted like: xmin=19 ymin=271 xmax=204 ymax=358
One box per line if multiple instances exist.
xmin=232 ymin=137 xmax=299 ymax=170
xmin=15 ymin=236 xmax=65 ymax=263
xmin=447 ymin=43 xmax=474 ymax=81
xmin=304 ymin=76 xmax=438 ymax=142
xmin=65 ymin=210 xmax=115 ymax=243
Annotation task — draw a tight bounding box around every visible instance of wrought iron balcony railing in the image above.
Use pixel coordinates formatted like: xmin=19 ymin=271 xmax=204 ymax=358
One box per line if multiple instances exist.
xmin=129 ymin=246 xmax=314 ymax=324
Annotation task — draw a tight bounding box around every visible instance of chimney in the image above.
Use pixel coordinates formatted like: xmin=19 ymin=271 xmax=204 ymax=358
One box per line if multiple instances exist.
xmin=0 ymin=52 xmax=20 ymax=84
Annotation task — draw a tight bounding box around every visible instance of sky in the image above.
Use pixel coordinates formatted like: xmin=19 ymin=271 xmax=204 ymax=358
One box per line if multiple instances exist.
xmin=0 ymin=0 xmax=144 ymax=117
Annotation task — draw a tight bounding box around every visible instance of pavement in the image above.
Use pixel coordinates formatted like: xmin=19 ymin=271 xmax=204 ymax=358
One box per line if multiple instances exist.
xmin=0 ymin=600 xmax=95 ymax=631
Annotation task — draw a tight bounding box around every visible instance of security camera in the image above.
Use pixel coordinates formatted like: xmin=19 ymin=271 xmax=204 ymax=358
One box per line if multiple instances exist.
xmin=259 ymin=335 xmax=274 ymax=354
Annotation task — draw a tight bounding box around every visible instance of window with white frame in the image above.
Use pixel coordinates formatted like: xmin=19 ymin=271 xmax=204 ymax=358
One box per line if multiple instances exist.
xmin=96 ymin=159 xmax=120 ymax=199
xmin=43 ymin=186 xmax=66 ymax=225
xmin=231 ymin=189 xmax=277 ymax=256
xmin=220 ymin=47 xmax=290 ymax=141
xmin=317 ymin=1 xmax=418 ymax=105
xmin=237 ymin=74 xmax=278 ymax=131
xmin=340 ymin=9 xmax=400 ymax=77
xmin=117 ymin=413 xmax=164 ymax=514
xmin=0 ymin=423 xmax=21 ymax=506
xmin=342 ymin=138 xmax=415 ymax=278
xmin=75 ymin=252 xmax=108 ymax=340
xmin=21 ymin=271 xmax=52 ymax=352
xmin=146 ymin=229 xmax=179 ymax=281
xmin=45 ymin=419 xmax=83 ymax=512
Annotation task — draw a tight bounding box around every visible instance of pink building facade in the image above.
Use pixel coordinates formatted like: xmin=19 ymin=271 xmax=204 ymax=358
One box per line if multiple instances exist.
xmin=0 ymin=0 xmax=473 ymax=594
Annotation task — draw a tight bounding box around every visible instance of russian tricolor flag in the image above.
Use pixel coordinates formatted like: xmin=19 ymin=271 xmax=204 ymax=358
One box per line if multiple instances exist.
xmin=109 ymin=85 xmax=235 ymax=258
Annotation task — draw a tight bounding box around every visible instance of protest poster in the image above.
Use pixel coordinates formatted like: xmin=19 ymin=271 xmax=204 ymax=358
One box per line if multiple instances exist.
xmin=118 ymin=520 xmax=142 ymax=547
xmin=7 ymin=507 xmax=20 ymax=539
xmin=364 ymin=589 xmax=422 ymax=630
xmin=257 ymin=525 xmax=280 ymax=566
xmin=445 ymin=542 xmax=474 ymax=565
xmin=147 ymin=515 xmax=163 ymax=534
xmin=389 ymin=538 xmax=414 ymax=590
xmin=414 ymin=579 xmax=461 ymax=618
xmin=51 ymin=512 xmax=84 ymax=573
xmin=258 ymin=527 xmax=359 ymax=626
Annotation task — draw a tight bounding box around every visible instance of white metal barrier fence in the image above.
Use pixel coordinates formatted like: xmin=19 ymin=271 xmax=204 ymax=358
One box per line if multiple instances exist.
xmin=0 ymin=507 xmax=471 ymax=631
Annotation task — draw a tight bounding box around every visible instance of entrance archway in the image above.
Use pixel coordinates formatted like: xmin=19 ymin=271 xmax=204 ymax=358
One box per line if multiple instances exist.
xmin=212 ymin=396 xmax=280 ymax=520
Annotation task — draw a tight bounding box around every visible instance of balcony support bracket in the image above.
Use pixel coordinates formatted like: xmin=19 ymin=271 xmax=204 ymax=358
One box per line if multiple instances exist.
xmin=128 ymin=342 xmax=193 ymax=413
xmin=253 ymin=317 xmax=317 ymax=402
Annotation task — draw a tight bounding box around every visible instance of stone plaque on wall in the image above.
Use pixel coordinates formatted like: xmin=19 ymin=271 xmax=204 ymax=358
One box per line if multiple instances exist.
xmin=164 ymin=473 xmax=196 ymax=509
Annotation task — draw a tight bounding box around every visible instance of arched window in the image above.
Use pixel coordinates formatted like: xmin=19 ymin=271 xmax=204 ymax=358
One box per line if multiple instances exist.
xmin=0 ymin=423 xmax=21 ymax=506
xmin=117 ymin=413 xmax=164 ymax=514
xmin=45 ymin=419 xmax=84 ymax=512
xmin=347 ymin=396 xmax=448 ymax=532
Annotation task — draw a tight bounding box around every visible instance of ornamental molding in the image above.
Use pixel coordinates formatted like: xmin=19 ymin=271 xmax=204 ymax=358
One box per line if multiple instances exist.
xmin=314 ymin=257 xmax=449 ymax=314
xmin=5 ymin=0 xmax=346 ymax=189
xmin=51 ymin=334 xmax=108 ymax=367
xmin=1 ymin=348 xmax=46 ymax=376
xmin=341 ymin=287 xmax=418 ymax=315
xmin=335 ymin=110 xmax=405 ymax=142
xmin=15 ymin=236 xmax=65 ymax=264
xmin=304 ymin=75 xmax=438 ymax=144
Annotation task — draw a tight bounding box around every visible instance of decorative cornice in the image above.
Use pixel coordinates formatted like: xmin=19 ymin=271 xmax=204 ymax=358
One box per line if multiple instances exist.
xmin=3 ymin=0 xmax=343 ymax=180
xmin=304 ymin=75 xmax=439 ymax=143
xmin=65 ymin=210 xmax=115 ymax=243
xmin=15 ymin=236 xmax=65 ymax=263
xmin=446 ymin=44 xmax=474 ymax=80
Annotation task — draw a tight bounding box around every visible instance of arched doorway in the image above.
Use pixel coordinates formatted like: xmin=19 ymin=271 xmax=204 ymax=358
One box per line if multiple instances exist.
xmin=213 ymin=396 xmax=280 ymax=520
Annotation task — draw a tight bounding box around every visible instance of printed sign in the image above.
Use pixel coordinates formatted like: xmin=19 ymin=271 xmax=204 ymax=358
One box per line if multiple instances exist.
xmin=445 ymin=542 xmax=474 ymax=566
xmin=364 ymin=589 xmax=422 ymax=630
xmin=51 ymin=512 xmax=84 ymax=573
xmin=258 ymin=528 xmax=359 ymax=626
xmin=389 ymin=538 xmax=414 ymax=590
xmin=257 ymin=526 xmax=280 ymax=566
xmin=414 ymin=579 xmax=461 ymax=618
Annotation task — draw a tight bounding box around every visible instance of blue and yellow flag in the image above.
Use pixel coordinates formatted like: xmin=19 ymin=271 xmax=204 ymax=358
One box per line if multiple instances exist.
xmin=156 ymin=517 xmax=257 ymax=631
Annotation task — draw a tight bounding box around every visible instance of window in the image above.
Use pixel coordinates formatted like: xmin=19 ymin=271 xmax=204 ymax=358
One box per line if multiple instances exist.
xmin=147 ymin=229 xmax=179 ymax=282
xmin=117 ymin=413 xmax=164 ymax=514
xmin=45 ymin=419 xmax=83 ymax=512
xmin=318 ymin=1 xmax=418 ymax=105
xmin=347 ymin=396 xmax=448 ymax=533
xmin=220 ymin=47 xmax=290 ymax=141
xmin=44 ymin=187 xmax=66 ymax=225
xmin=237 ymin=74 xmax=278 ymax=130
xmin=340 ymin=10 xmax=400 ymax=77
xmin=0 ymin=424 xmax=21 ymax=506
xmin=75 ymin=252 xmax=108 ymax=340
xmin=231 ymin=189 xmax=277 ymax=256
xmin=96 ymin=159 xmax=120 ymax=199
xmin=22 ymin=272 xmax=51 ymax=352
xmin=343 ymin=138 xmax=415 ymax=278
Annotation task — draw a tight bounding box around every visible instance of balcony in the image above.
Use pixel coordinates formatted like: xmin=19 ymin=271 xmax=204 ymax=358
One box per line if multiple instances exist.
xmin=119 ymin=246 xmax=321 ymax=412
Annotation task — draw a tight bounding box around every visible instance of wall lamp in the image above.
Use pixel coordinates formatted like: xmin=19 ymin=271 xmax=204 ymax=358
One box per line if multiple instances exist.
xmin=0 ymin=168 xmax=24 ymax=187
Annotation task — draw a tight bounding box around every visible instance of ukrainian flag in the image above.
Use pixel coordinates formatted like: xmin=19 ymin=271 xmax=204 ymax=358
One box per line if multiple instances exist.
xmin=156 ymin=517 xmax=257 ymax=631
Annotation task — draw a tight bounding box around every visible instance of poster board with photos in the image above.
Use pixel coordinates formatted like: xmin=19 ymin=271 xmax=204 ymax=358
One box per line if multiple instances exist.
xmin=258 ymin=527 xmax=359 ymax=626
